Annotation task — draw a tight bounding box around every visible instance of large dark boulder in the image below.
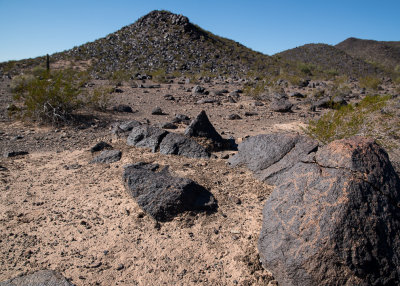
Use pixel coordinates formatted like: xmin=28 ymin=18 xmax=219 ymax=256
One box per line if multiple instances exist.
xmin=123 ymin=163 xmax=217 ymax=221
xmin=0 ymin=270 xmax=73 ymax=286
xmin=159 ymin=133 xmax=210 ymax=158
xmin=228 ymin=133 xmax=318 ymax=185
xmin=184 ymin=110 xmax=224 ymax=150
xmin=270 ymin=99 xmax=293 ymax=112
xmin=258 ymin=137 xmax=400 ymax=285
xmin=127 ymin=125 xmax=168 ymax=152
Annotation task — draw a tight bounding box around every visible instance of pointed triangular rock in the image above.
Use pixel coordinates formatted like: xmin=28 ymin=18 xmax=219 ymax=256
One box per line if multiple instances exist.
xmin=184 ymin=110 xmax=223 ymax=149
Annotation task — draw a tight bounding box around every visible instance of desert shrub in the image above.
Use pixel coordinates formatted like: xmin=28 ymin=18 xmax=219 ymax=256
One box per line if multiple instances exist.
xmin=305 ymin=94 xmax=391 ymax=144
xmin=86 ymin=85 xmax=114 ymax=111
xmin=151 ymin=68 xmax=168 ymax=83
xmin=109 ymin=70 xmax=131 ymax=85
xmin=359 ymin=76 xmax=382 ymax=90
xmin=297 ymin=62 xmax=313 ymax=76
xmin=12 ymin=69 xmax=84 ymax=125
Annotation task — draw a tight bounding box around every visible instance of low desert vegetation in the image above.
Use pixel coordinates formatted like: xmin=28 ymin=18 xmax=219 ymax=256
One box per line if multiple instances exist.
xmin=359 ymin=76 xmax=382 ymax=91
xmin=11 ymin=68 xmax=90 ymax=125
xmin=305 ymin=94 xmax=392 ymax=144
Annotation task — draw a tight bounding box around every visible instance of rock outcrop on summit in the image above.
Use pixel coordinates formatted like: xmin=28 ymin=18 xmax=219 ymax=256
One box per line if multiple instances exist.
xmin=258 ymin=137 xmax=400 ymax=285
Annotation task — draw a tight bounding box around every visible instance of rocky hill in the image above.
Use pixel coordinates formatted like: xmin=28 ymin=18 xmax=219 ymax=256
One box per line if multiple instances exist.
xmin=336 ymin=37 xmax=400 ymax=73
xmin=275 ymin=43 xmax=380 ymax=77
xmin=51 ymin=10 xmax=277 ymax=78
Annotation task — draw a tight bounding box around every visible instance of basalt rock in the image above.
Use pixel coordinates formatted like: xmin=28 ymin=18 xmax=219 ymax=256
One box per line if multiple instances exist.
xmin=159 ymin=133 xmax=210 ymax=158
xmin=229 ymin=133 xmax=318 ymax=185
xmin=0 ymin=270 xmax=73 ymax=286
xmin=127 ymin=125 xmax=168 ymax=152
xmin=123 ymin=163 xmax=217 ymax=221
xmin=90 ymin=150 xmax=122 ymax=164
xmin=258 ymin=137 xmax=400 ymax=285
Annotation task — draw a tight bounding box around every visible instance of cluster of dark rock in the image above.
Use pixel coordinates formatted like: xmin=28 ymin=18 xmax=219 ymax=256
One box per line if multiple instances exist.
xmin=230 ymin=134 xmax=400 ymax=285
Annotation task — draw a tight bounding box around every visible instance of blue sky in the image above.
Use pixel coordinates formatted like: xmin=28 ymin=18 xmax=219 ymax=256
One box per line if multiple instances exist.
xmin=0 ymin=0 xmax=399 ymax=62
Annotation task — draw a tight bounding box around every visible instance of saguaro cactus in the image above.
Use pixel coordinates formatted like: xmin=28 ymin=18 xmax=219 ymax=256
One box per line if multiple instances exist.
xmin=46 ymin=54 xmax=50 ymax=71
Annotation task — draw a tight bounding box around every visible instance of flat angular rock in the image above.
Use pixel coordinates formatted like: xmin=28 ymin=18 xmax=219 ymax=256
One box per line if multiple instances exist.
xmin=185 ymin=110 xmax=223 ymax=149
xmin=111 ymin=120 xmax=142 ymax=137
xmin=127 ymin=125 xmax=168 ymax=152
xmin=151 ymin=106 xmax=164 ymax=115
xmin=113 ymin=104 xmax=133 ymax=113
xmin=229 ymin=133 xmax=318 ymax=185
xmin=123 ymin=163 xmax=217 ymax=221
xmin=0 ymin=270 xmax=73 ymax=286
xmin=258 ymin=137 xmax=400 ymax=286
xmin=90 ymin=141 xmax=112 ymax=153
xmin=159 ymin=133 xmax=210 ymax=158
xmin=270 ymin=99 xmax=293 ymax=112
xmin=3 ymin=151 xmax=29 ymax=158
xmin=90 ymin=150 xmax=122 ymax=164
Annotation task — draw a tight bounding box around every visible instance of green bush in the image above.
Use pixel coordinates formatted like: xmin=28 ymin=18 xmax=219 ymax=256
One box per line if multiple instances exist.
xmin=86 ymin=85 xmax=114 ymax=111
xmin=305 ymin=95 xmax=391 ymax=144
xmin=359 ymin=76 xmax=382 ymax=90
xmin=12 ymin=69 xmax=84 ymax=125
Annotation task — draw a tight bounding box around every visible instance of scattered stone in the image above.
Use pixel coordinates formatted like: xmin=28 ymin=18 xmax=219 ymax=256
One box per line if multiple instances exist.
xmin=111 ymin=120 xmax=142 ymax=137
xmin=192 ymin=85 xmax=206 ymax=94
xmin=127 ymin=125 xmax=168 ymax=152
xmin=253 ymin=101 xmax=264 ymax=106
xmin=227 ymin=96 xmax=236 ymax=103
xmin=113 ymin=104 xmax=133 ymax=113
xmin=151 ymin=106 xmax=164 ymax=115
xmin=123 ymin=163 xmax=217 ymax=221
xmin=159 ymin=133 xmax=210 ymax=158
xmin=290 ymin=92 xmax=306 ymax=98
xmin=259 ymin=137 xmax=400 ymax=285
xmin=270 ymin=99 xmax=293 ymax=112
xmin=114 ymin=88 xmax=124 ymax=93
xmin=196 ymin=98 xmax=219 ymax=104
xmin=172 ymin=114 xmax=191 ymax=124
xmin=116 ymin=264 xmax=124 ymax=271
xmin=3 ymin=151 xmax=29 ymax=158
xmin=90 ymin=150 xmax=122 ymax=164
xmin=244 ymin=111 xmax=258 ymax=116
xmin=298 ymin=79 xmax=310 ymax=88
xmin=227 ymin=114 xmax=241 ymax=120
xmin=312 ymin=97 xmax=331 ymax=109
xmin=63 ymin=164 xmax=82 ymax=170
xmin=90 ymin=141 xmax=113 ymax=153
xmin=229 ymin=133 xmax=318 ymax=185
xmin=0 ymin=270 xmax=73 ymax=286
xmin=213 ymin=89 xmax=229 ymax=96
xmin=160 ymin=122 xmax=178 ymax=129
xmin=163 ymin=94 xmax=175 ymax=101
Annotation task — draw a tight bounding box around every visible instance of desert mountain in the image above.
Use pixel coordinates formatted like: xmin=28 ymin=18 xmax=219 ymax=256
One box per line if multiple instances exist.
xmin=53 ymin=10 xmax=276 ymax=77
xmin=275 ymin=43 xmax=380 ymax=77
xmin=336 ymin=37 xmax=400 ymax=73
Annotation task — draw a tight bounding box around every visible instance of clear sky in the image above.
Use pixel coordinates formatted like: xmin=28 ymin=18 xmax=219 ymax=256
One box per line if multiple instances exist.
xmin=0 ymin=0 xmax=399 ymax=62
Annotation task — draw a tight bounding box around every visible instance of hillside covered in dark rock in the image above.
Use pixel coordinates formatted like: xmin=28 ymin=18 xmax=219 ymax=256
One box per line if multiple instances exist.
xmin=276 ymin=43 xmax=381 ymax=77
xmin=53 ymin=10 xmax=277 ymax=78
xmin=336 ymin=37 xmax=400 ymax=73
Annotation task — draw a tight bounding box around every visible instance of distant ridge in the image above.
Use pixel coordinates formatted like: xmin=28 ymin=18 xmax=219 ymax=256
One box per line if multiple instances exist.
xmin=336 ymin=37 xmax=400 ymax=73
xmin=275 ymin=43 xmax=380 ymax=77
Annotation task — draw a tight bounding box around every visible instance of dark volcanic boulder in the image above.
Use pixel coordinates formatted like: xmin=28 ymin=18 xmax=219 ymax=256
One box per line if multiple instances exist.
xmin=184 ymin=110 xmax=224 ymax=149
xmin=90 ymin=141 xmax=112 ymax=153
xmin=127 ymin=125 xmax=168 ymax=152
xmin=90 ymin=150 xmax=122 ymax=164
xmin=270 ymin=99 xmax=293 ymax=112
xmin=258 ymin=137 xmax=400 ymax=286
xmin=0 ymin=270 xmax=73 ymax=286
xmin=123 ymin=163 xmax=217 ymax=221
xmin=228 ymin=133 xmax=318 ymax=185
xmin=113 ymin=104 xmax=133 ymax=113
xmin=159 ymin=133 xmax=210 ymax=158
xmin=111 ymin=120 xmax=142 ymax=137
